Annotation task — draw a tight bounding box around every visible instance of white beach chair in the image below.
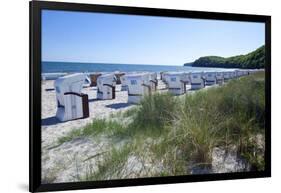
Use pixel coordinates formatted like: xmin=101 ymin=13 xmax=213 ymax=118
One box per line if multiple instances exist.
xmin=204 ymin=71 xmax=217 ymax=86
xmin=223 ymin=71 xmax=232 ymax=82
xmin=216 ymin=72 xmax=224 ymax=85
xmin=125 ymin=73 xmax=151 ymax=103
xmin=164 ymin=72 xmax=187 ymax=95
xmin=97 ymin=73 xmax=116 ymax=100
xmin=54 ymin=73 xmax=89 ymax=122
xmin=189 ymin=72 xmax=205 ymax=90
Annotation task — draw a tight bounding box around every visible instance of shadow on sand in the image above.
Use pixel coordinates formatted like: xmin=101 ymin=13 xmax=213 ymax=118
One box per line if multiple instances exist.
xmin=88 ymin=98 xmax=99 ymax=103
xmin=106 ymin=103 xmax=132 ymax=109
xmin=45 ymin=88 xmax=55 ymax=91
xmin=42 ymin=116 xmax=61 ymax=126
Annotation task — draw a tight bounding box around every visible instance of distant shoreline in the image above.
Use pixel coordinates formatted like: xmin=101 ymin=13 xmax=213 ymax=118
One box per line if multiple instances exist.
xmin=42 ymin=61 xmax=236 ymax=75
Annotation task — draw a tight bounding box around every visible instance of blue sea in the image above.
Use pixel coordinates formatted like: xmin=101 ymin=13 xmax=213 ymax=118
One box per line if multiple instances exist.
xmin=42 ymin=61 xmax=232 ymax=74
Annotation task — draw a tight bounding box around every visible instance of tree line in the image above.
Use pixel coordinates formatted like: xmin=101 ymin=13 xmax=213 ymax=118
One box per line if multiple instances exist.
xmin=184 ymin=45 xmax=265 ymax=69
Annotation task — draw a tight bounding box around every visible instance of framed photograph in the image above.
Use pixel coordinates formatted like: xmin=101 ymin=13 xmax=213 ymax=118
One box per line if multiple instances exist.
xmin=30 ymin=1 xmax=271 ymax=192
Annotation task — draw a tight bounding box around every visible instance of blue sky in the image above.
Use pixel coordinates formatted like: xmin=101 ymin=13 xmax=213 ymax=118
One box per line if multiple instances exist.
xmin=42 ymin=10 xmax=265 ymax=66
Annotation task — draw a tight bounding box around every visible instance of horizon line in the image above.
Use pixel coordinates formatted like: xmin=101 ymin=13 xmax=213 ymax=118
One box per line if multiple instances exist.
xmin=42 ymin=61 xmax=187 ymax=66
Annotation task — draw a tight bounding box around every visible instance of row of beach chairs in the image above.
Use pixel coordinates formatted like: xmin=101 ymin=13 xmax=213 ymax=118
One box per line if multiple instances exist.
xmin=53 ymin=69 xmax=262 ymax=121
xmin=160 ymin=69 xmax=260 ymax=95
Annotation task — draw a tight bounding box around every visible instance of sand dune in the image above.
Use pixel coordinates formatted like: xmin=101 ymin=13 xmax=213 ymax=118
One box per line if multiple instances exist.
xmin=41 ymin=79 xmax=218 ymax=183
xmin=41 ymin=80 xmax=138 ymax=183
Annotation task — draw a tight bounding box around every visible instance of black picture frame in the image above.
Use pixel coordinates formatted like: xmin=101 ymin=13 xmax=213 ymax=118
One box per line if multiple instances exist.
xmin=30 ymin=1 xmax=271 ymax=192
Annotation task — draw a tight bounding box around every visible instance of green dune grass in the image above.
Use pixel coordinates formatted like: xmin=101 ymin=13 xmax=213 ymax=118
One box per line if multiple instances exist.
xmin=57 ymin=72 xmax=265 ymax=180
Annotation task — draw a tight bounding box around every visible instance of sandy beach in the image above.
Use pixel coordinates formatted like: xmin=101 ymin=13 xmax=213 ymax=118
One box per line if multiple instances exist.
xmin=41 ymin=77 xmax=223 ymax=183
xmin=41 ymin=74 xmax=260 ymax=183
xmin=42 ymin=80 xmax=134 ymax=147
xmin=41 ymin=78 xmax=174 ymax=182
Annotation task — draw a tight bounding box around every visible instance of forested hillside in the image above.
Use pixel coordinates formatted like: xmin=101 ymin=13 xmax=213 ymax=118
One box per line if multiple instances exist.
xmin=185 ymin=45 xmax=265 ymax=69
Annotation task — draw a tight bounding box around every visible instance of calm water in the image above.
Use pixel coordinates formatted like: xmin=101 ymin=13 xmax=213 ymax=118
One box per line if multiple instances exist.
xmin=42 ymin=61 xmax=232 ymax=74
